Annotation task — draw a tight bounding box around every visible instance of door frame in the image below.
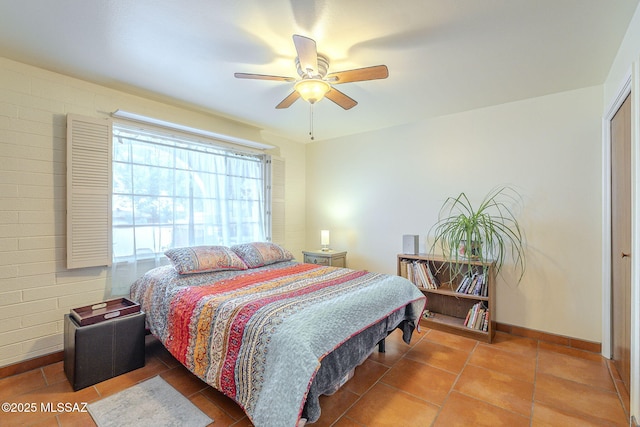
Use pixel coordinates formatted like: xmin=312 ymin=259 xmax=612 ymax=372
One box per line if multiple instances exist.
xmin=602 ymin=69 xmax=630 ymax=360
xmin=602 ymin=58 xmax=639 ymax=420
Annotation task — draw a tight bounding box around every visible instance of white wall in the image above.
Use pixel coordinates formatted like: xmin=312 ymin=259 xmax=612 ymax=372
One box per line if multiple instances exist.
xmin=0 ymin=57 xmax=306 ymax=367
xmin=262 ymin=131 xmax=307 ymax=260
xmin=604 ymin=2 xmax=640 ymax=106
xmin=306 ymin=85 xmax=603 ymax=342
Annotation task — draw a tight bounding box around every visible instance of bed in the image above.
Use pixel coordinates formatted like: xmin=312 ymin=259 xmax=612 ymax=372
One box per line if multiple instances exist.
xmin=130 ymin=243 xmax=426 ymax=426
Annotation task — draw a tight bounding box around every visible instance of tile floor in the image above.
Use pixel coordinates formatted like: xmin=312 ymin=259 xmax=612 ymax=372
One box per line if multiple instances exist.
xmin=0 ymin=328 xmax=630 ymax=426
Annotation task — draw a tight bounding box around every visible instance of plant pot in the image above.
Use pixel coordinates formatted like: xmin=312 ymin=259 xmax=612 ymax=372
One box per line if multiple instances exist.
xmin=458 ymin=240 xmax=481 ymax=259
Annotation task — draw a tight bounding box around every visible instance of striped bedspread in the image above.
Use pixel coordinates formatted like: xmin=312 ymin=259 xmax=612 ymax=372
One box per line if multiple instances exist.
xmin=130 ymin=261 xmax=426 ymax=426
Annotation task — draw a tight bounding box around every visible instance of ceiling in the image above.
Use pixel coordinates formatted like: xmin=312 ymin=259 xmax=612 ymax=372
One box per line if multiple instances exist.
xmin=0 ymin=0 xmax=638 ymax=142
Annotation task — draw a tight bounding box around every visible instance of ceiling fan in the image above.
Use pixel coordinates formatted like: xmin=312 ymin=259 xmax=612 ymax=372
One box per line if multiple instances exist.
xmin=234 ymin=34 xmax=389 ymax=110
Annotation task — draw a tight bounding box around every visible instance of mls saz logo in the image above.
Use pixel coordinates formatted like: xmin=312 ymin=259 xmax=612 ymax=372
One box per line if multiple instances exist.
xmin=41 ymin=402 xmax=88 ymax=413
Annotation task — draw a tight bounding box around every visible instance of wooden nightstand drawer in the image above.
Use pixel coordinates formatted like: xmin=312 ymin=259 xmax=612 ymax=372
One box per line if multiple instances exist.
xmin=305 ymin=255 xmax=331 ymax=266
xmin=302 ymin=250 xmax=347 ymax=268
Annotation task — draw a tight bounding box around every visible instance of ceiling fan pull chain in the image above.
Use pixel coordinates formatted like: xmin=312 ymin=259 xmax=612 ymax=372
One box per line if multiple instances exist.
xmin=309 ymin=103 xmax=315 ymax=140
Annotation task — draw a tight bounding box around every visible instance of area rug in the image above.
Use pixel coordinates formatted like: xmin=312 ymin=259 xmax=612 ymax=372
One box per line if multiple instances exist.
xmin=87 ymin=375 xmax=213 ymax=427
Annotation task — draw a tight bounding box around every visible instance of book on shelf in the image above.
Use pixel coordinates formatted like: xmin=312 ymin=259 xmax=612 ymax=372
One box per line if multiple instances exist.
xmin=401 ymin=259 xmax=416 ymax=287
xmin=416 ymin=260 xmax=439 ymax=289
xmin=400 ymin=259 xmax=439 ymax=290
xmin=456 ymin=271 xmax=488 ymax=297
xmin=400 ymin=259 xmax=420 ymax=288
xmin=424 ymin=262 xmax=439 ymax=288
xmin=414 ymin=261 xmax=428 ymax=289
xmin=400 ymin=259 xmax=408 ymax=278
xmin=456 ymin=274 xmax=469 ymax=293
xmin=482 ymin=310 xmax=489 ymax=332
xmin=464 ymin=302 xmax=489 ymax=332
xmin=470 ymin=274 xmax=482 ymax=295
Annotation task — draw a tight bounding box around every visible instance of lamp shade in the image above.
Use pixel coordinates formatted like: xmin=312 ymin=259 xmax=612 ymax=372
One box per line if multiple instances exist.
xmin=320 ymin=230 xmax=330 ymax=246
xmin=294 ymin=79 xmax=331 ymax=104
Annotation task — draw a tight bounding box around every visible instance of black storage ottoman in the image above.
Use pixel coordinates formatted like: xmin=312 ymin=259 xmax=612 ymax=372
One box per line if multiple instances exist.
xmin=63 ymin=311 xmax=145 ymax=390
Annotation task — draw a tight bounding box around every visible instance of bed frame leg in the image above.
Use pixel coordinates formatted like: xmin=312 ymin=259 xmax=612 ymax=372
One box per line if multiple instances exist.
xmin=377 ymin=339 xmax=386 ymax=353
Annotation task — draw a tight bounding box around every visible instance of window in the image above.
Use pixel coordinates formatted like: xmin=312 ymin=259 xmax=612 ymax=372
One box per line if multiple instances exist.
xmin=111 ymin=124 xmax=269 ymax=263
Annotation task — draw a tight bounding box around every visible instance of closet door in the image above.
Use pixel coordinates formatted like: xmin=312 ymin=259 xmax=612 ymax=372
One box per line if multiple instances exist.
xmin=611 ymin=94 xmax=631 ymax=391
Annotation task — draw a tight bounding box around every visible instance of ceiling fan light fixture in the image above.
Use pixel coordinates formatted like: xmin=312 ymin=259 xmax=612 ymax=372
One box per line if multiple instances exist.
xmin=294 ymin=78 xmax=331 ymax=104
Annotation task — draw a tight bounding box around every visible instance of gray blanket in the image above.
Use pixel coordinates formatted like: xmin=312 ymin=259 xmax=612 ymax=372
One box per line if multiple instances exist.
xmin=302 ymin=307 xmax=418 ymax=422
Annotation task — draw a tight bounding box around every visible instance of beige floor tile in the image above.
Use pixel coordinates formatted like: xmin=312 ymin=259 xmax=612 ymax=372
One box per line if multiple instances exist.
xmin=488 ymin=332 xmax=538 ymax=357
xmin=537 ymin=348 xmax=615 ymax=391
xmin=332 ymin=416 xmax=367 ymax=427
xmin=535 ymin=373 xmax=627 ymax=425
xmin=228 ymin=418 xmax=254 ymax=426
xmin=145 ymin=334 xmax=182 ymax=368
xmin=57 ymin=410 xmax=98 ymax=427
xmin=0 ymin=368 xmax=47 ymax=400
xmin=367 ymin=329 xmax=417 ymax=367
xmin=469 ymin=344 xmax=536 ymax=383
xmin=435 ymin=391 xmax=530 ymax=427
xmin=344 ymin=359 xmax=388 ymax=395
xmin=160 ymin=364 xmax=209 ymax=397
xmin=42 ymin=361 xmax=67 ymax=386
xmin=0 ymin=409 xmax=56 ymax=427
xmin=313 ymin=386 xmax=360 ymax=427
xmin=200 ymin=386 xmax=248 ymax=421
xmin=381 ymin=357 xmax=457 ymax=405
xmin=190 ymin=392 xmax=237 ymax=427
xmin=455 ymin=364 xmax=534 ymax=416
xmin=425 ymin=329 xmax=478 ymax=352
xmin=531 ymin=402 xmax=616 ymax=427
xmin=345 ymin=383 xmax=439 ymax=426
xmin=405 ymin=339 xmax=470 ymax=374
xmin=538 ymin=341 xmax=603 ymax=362
xmin=24 ymin=414 xmax=63 ymax=427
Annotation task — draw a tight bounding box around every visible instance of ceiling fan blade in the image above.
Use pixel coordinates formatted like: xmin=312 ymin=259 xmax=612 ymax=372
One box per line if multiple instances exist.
xmin=234 ymin=72 xmax=296 ymax=82
xmin=326 ymin=65 xmax=389 ymax=84
xmin=325 ymin=88 xmax=358 ymax=110
xmin=276 ymin=91 xmax=301 ymax=109
xmin=292 ymin=34 xmax=318 ymax=76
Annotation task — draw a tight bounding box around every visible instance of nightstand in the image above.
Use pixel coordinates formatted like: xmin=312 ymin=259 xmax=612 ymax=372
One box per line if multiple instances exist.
xmin=302 ymin=250 xmax=347 ymax=268
xmin=64 ymin=311 xmax=145 ymax=390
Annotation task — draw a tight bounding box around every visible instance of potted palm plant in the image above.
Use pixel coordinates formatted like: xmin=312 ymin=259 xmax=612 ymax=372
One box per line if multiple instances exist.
xmin=429 ymin=186 xmax=526 ymax=283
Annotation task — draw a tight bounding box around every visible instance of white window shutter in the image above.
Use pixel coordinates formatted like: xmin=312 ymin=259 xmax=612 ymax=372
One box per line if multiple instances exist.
xmin=66 ymin=114 xmax=112 ymax=269
xmin=270 ymin=156 xmax=285 ymax=246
